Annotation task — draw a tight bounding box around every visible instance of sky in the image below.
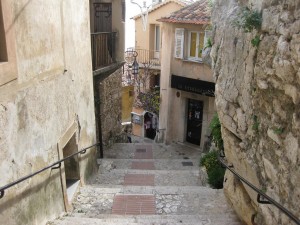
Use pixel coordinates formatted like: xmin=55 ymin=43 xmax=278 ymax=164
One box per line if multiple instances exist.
xmin=125 ymin=0 xmax=156 ymax=50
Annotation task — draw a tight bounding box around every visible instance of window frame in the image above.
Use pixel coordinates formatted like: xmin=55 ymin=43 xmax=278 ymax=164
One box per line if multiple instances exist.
xmin=187 ymin=30 xmax=205 ymax=61
xmin=154 ymin=25 xmax=160 ymax=52
xmin=174 ymin=27 xmax=211 ymax=63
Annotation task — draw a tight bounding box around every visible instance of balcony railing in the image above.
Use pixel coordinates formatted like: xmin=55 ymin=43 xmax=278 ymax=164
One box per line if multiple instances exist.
xmin=135 ymin=49 xmax=160 ymax=67
xmin=91 ymin=32 xmax=117 ymax=71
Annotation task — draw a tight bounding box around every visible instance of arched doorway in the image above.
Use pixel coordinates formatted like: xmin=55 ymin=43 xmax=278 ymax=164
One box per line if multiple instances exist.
xmin=144 ymin=112 xmax=158 ymax=140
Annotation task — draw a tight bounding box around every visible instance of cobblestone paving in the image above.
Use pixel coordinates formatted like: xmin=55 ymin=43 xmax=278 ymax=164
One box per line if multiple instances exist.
xmin=47 ymin=137 xmax=243 ymax=225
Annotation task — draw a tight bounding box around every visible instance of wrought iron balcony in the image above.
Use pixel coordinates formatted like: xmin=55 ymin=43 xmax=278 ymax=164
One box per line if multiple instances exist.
xmin=135 ymin=49 xmax=161 ymax=67
xmin=91 ymin=32 xmax=117 ymax=71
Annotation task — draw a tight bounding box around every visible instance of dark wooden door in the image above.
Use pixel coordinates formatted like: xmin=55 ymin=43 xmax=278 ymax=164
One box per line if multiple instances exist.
xmin=186 ymin=99 xmax=203 ymax=145
xmin=94 ymin=3 xmax=112 ymax=32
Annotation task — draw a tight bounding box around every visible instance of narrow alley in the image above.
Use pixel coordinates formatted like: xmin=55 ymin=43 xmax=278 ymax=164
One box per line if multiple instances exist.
xmin=48 ymin=138 xmax=242 ymax=225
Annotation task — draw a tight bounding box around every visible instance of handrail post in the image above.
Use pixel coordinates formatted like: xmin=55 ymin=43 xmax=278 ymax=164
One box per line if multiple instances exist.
xmin=51 ymin=162 xmax=61 ymax=170
xmin=257 ymin=194 xmax=271 ymax=204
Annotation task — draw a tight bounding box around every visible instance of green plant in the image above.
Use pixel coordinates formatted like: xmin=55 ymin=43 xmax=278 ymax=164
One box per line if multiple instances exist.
xmin=136 ymin=87 xmax=160 ymax=115
xmin=205 ymin=37 xmax=213 ymax=49
xmin=200 ymin=150 xmax=219 ymax=171
xmin=208 ymin=166 xmax=226 ymax=189
xmin=260 ymin=187 xmax=267 ymax=193
xmin=208 ymin=0 xmax=214 ymax=8
xmin=252 ymin=115 xmax=259 ymax=132
xmin=200 ymin=150 xmax=225 ymax=189
xmin=251 ymin=35 xmax=260 ymax=47
xmin=233 ymin=7 xmax=262 ymax=32
xmin=209 ymin=113 xmax=223 ymax=150
xmin=273 ymin=127 xmax=284 ymax=135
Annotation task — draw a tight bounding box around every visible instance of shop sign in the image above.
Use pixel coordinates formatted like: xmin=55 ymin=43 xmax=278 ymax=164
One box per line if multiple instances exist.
xmin=171 ymin=74 xmax=215 ymax=97
xmin=131 ymin=112 xmax=142 ymax=125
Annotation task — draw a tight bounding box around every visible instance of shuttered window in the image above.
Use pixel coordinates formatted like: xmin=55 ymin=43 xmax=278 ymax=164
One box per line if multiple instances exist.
xmin=174 ymin=28 xmax=184 ymax=59
xmin=174 ymin=28 xmax=211 ymax=61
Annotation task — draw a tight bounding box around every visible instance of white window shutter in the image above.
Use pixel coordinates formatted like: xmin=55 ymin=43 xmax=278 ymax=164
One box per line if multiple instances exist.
xmin=174 ymin=28 xmax=184 ymax=59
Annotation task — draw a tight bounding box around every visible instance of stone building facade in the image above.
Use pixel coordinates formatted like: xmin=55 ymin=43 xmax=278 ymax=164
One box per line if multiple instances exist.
xmin=211 ymin=0 xmax=300 ymax=224
xmin=0 ymin=0 xmax=96 ymax=224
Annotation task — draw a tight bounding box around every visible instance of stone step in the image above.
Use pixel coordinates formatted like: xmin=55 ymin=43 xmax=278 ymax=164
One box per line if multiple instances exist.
xmin=91 ymin=169 xmax=207 ymax=186
xmin=98 ymin=158 xmax=200 ymax=171
xmin=71 ymin=186 xmax=237 ymax=217
xmin=103 ymin=143 xmax=202 ymax=160
xmin=49 ymin=214 xmax=243 ymax=225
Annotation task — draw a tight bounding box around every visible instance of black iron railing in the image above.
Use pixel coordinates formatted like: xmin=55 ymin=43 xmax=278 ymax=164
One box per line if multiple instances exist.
xmin=219 ymin=158 xmax=300 ymax=225
xmin=91 ymin=32 xmax=117 ymax=71
xmin=0 ymin=142 xmax=100 ymax=199
xmin=135 ymin=49 xmax=160 ymax=67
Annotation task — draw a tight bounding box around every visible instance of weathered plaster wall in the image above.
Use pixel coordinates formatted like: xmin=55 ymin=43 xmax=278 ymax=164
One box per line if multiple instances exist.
xmin=211 ymin=0 xmax=300 ymax=224
xmin=0 ymin=0 xmax=96 ymax=224
xmin=134 ymin=1 xmax=183 ymax=50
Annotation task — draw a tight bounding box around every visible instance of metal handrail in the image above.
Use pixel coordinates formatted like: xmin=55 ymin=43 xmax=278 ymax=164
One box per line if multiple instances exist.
xmin=91 ymin=31 xmax=117 ymax=35
xmin=219 ymin=159 xmax=300 ymax=225
xmin=0 ymin=142 xmax=100 ymax=199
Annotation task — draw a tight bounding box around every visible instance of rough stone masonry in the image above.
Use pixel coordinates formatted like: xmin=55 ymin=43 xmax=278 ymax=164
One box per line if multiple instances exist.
xmin=211 ymin=0 xmax=300 ymax=224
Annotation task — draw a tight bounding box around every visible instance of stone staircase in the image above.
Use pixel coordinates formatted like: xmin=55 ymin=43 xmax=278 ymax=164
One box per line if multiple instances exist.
xmin=47 ymin=142 xmax=243 ymax=225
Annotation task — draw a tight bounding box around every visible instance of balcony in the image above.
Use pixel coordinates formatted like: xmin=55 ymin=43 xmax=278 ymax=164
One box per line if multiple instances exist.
xmin=135 ymin=49 xmax=161 ymax=69
xmin=91 ymin=32 xmax=117 ymax=71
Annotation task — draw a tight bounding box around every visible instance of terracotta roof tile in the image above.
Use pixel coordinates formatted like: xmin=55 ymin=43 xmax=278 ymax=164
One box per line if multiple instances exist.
xmin=157 ymin=0 xmax=210 ymax=25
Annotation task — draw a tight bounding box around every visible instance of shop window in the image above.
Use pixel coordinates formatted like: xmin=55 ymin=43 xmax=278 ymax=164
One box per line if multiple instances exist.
xmin=0 ymin=1 xmax=8 ymax=62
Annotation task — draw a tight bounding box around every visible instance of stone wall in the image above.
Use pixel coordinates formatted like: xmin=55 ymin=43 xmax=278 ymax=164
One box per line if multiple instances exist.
xmin=211 ymin=0 xmax=300 ymax=224
xmin=98 ymin=68 xmax=123 ymax=147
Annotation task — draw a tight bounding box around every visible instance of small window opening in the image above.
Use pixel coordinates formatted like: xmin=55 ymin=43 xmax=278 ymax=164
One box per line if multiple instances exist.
xmin=0 ymin=1 xmax=7 ymax=62
xmin=62 ymin=134 xmax=80 ymax=203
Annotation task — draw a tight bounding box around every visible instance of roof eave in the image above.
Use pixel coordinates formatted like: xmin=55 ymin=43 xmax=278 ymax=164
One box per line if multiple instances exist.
xmin=157 ymin=19 xmax=211 ymax=25
xmin=132 ymin=0 xmax=186 ymax=20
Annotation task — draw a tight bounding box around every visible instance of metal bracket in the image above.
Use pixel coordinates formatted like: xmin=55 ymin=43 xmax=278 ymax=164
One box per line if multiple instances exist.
xmin=0 ymin=190 xmax=4 ymax=199
xmin=51 ymin=163 xmax=61 ymax=170
xmin=257 ymin=194 xmax=271 ymax=204
xmin=80 ymin=150 xmax=87 ymax=154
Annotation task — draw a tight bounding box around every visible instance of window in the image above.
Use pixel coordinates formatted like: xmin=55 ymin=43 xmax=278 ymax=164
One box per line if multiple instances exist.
xmin=188 ymin=31 xmax=205 ymax=60
xmin=0 ymin=1 xmax=7 ymax=62
xmin=174 ymin=28 xmax=211 ymax=62
xmin=0 ymin=0 xmax=17 ymax=86
xmin=155 ymin=25 xmax=160 ymax=52
xmin=122 ymin=0 xmax=126 ymax=22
